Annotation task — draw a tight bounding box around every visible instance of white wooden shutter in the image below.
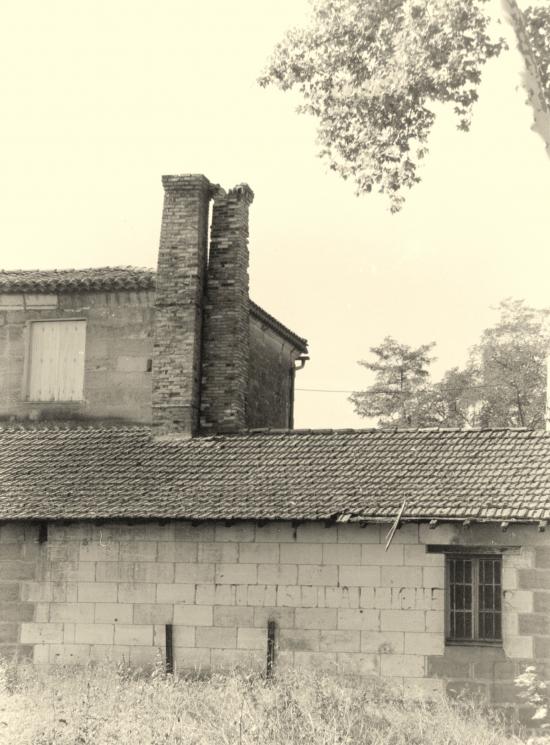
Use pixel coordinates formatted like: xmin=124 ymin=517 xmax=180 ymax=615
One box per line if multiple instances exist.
xmin=28 ymin=320 xmax=86 ymax=401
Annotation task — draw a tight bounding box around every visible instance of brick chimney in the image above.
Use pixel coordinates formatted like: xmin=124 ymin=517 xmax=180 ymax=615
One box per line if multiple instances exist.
xmin=200 ymin=184 xmax=254 ymax=433
xmin=152 ymin=174 xmax=212 ymax=437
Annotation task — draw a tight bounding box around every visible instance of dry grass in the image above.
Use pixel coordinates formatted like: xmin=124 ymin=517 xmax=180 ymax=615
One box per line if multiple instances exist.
xmin=0 ymin=656 xmax=536 ymax=745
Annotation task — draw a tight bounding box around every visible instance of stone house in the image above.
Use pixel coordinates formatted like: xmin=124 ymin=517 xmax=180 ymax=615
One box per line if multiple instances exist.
xmin=0 ymin=174 xmax=549 ymax=716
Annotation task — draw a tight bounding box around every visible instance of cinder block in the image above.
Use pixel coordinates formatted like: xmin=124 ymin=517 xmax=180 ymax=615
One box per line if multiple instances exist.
xmin=157 ymin=542 xmax=197 ymax=563
xmin=239 ymin=543 xmax=279 ymax=564
xmin=404 ymin=545 xmax=445 ymax=567
xmin=280 ymin=543 xmax=322 ymax=564
xmin=74 ymin=623 xmax=115 ymax=645
xmin=296 ymin=523 xmax=337 ymax=544
xmin=117 ymin=583 xmax=156 ymax=603
xmin=245 ymin=585 xmax=277 ymax=607
xmin=381 ymin=654 xmax=425 ymax=678
xmin=294 ymin=651 xmax=337 ymax=671
xmin=175 ymin=563 xmax=214 ymax=583
xmin=21 ymin=622 xmax=63 ymax=644
xmin=390 ymin=524 xmax=419 ymax=544
xmin=21 ymin=581 xmax=49 ymax=602
xmin=215 ymin=564 xmax=257 ymax=584
xmin=196 ymin=627 xmax=236 ymax=649
xmin=255 ymin=522 xmax=294 ymax=543
xmin=339 ymin=566 xmax=380 ymax=587
xmin=258 ymin=564 xmax=297 ymax=585
xmin=34 ymin=603 xmax=50 ymax=622
xmin=49 ymin=603 xmax=94 ymax=623
xmin=532 ymin=591 xmax=550 ymax=613
xmin=295 ymin=608 xmax=337 ymax=630
xmin=211 ymin=649 xmax=263 ymax=670
xmin=323 ymin=544 xmax=361 ymax=565
xmin=1 ymin=560 xmax=35 ymax=580
xmin=96 ymin=562 xmax=134 ymax=582
xmin=119 ymin=543 xmax=157 ymax=562
xmin=196 ymin=584 xmax=235 ymax=605
xmin=253 ymin=607 xmax=295 ymax=629
xmin=337 ymin=524 xmax=380 ymax=544
xmin=129 ymin=646 xmax=162 ymax=667
xmin=337 ymin=609 xmax=379 ymax=631
xmin=319 ymin=630 xmax=360 ymax=652
xmin=79 ymin=541 xmax=119 ymax=562
xmin=157 ymin=583 xmax=195 ymax=604
xmin=0 ymin=602 xmax=34 ymax=622
xmin=404 ymin=632 xmax=444 ymax=656
xmin=381 ymin=566 xmax=423 ymax=588
xmin=0 ymin=524 xmax=26 ymax=543
xmin=425 ymin=611 xmax=444 ymax=633
xmin=0 ymin=623 xmax=18 ymax=643
xmin=214 ymin=606 xmax=254 ymax=627
xmin=134 ymin=563 xmax=174 ymax=583
xmin=133 ymin=603 xmax=174 ymax=624
xmin=361 ymin=631 xmax=404 ymax=654
xmin=422 ymin=567 xmax=445 ymax=588
xmin=279 ymin=629 xmax=319 ymax=652
xmin=170 ymin=626 xmax=195 ymax=648
xmin=175 ymin=647 xmax=211 ymax=670
xmin=173 ymin=605 xmax=213 ymax=626
xmin=322 ymin=587 xmax=360 ymax=609
xmin=114 ymin=624 xmax=153 ymax=646
xmin=33 ymin=645 xmax=50 ymax=664
xmin=277 ymin=586 xmax=317 ymax=608
xmin=214 ymin=523 xmax=255 ymax=543
xmin=362 ymin=545 xmax=404 ymax=566
xmin=419 ymin=523 xmax=459 ymax=545
xmin=381 ymin=610 xmax=425 ymax=632
xmin=298 ymin=565 xmax=338 ymax=586
xmin=89 ymin=644 xmax=130 ymax=662
xmin=503 ymin=568 xmax=519 ymax=590
xmin=49 ymin=644 xmax=90 ymax=665
xmin=404 ymin=677 xmax=445 ymax=698
xmin=174 ymin=522 xmax=215 ymax=542
xmin=46 ymin=562 xmax=95 ymax=583
xmin=78 ymin=582 xmax=117 ymax=603
xmin=198 ymin=542 xmax=238 ymax=563
xmin=336 ymin=652 xmax=379 ymax=676
xmin=94 ymin=603 xmax=133 ymax=624
xmin=504 ymin=635 xmax=534 ymax=659
xmin=46 ymin=543 xmax=78 ymax=563
xmin=237 ymin=627 xmax=267 ymax=650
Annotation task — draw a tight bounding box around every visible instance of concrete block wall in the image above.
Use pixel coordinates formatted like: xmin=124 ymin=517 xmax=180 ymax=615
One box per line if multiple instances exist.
xmin=1 ymin=520 xmax=546 ymax=706
xmin=0 ymin=290 xmax=155 ymax=424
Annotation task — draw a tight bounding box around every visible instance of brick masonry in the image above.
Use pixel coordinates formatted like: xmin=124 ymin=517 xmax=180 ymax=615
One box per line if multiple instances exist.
xmin=200 ymin=184 xmax=254 ymax=434
xmin=152 ymin=174 xmax=212 ymax=436
xmin=2 ymin=519 xmax=547 ymax=706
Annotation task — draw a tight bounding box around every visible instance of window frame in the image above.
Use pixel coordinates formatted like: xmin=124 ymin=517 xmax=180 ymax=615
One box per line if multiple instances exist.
xmin=24 ymin=318 xmax=87 ymax=404
xmin=445 ymin=553 xmax=503 ymax=647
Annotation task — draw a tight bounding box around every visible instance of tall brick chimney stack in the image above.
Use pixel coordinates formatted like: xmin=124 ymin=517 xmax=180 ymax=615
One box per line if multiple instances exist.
xmin=152 ymin=174 xmax=212 ymax=437
xmin=200 ymin=184 xmax=254 ymax=433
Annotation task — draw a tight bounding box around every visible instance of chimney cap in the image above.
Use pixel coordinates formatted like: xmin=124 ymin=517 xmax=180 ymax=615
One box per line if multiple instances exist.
xmin=161 ymin=174 xmax=211 ymax=193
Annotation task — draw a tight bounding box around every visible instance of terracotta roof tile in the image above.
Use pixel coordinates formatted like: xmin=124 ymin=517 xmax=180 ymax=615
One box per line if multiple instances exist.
xmin=0 ymin=427 xmax=548 ymax=523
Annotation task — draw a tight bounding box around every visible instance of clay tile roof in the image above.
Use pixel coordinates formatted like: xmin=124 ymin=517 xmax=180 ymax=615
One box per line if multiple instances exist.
xmin=0 ymin=267 xmax=307 ymax=351
xmin=0 ymin=427 xmax=549 ymax=523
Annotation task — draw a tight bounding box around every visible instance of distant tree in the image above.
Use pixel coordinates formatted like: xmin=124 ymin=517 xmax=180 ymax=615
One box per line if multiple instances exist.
xmin=470 ymin=298 xmax=550 ymax=428
xmin=260 ymin=0 xmax=550 ymax=212
xmin=351 ymin=299 xmax=550 ymax=429
xmin=349 ymin=336 xmax=436 ymax=426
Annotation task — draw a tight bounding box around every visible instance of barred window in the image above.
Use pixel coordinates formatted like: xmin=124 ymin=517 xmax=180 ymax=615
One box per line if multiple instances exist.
xmin=447 ymin=556 xmax=502 ymax=643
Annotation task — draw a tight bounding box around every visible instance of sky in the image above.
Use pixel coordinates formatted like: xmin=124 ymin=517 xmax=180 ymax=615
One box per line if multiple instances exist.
xmin=1 ymin=0 xmax=549 ymax=429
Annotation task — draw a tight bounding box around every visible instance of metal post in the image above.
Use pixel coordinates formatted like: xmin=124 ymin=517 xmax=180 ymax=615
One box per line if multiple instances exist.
xmin=266 ymin=620 xmax=276 ymax=679
xmin=165 ymin=623 xmax=174 ymax=674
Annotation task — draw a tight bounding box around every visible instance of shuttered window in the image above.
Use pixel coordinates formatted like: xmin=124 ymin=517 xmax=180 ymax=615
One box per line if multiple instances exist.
xmin=447 ymin=556 xmax=502 ymax=643
xmin=27 ymin=320 xmax=86 ymax=401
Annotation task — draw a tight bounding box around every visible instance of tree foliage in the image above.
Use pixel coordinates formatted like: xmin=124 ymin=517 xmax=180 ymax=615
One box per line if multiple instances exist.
xmin=351 ymin=299 xmax=550 ymax=428
xmin=260 ymin=0 xmax=505 ymax=211
xmin=261 ymin=0 xmax=550 ymax=211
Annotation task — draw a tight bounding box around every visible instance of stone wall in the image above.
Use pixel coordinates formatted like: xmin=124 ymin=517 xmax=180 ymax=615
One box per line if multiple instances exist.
xmin=0 ymin=290 xmax=155 ymax=424
xmin=1 ymin=519 xmax=546 ymax=708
